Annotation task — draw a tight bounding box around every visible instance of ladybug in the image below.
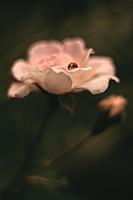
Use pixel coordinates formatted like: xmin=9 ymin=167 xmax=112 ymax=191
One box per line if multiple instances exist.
xmin=68 ymin=62 xmax=78 ymax=70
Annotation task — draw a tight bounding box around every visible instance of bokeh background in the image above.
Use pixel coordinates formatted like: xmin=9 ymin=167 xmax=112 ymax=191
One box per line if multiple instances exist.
xmin=0 ymin=0 xmax=133 ymax=199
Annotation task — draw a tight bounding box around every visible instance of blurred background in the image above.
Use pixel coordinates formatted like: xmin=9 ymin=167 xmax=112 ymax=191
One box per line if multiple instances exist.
xmin=0 ymin=0 xmax=133 ymax=199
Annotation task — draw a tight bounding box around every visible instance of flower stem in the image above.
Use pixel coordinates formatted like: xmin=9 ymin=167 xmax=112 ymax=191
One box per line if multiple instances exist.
xmin=1 ymin=94 xmax=58 ymax=200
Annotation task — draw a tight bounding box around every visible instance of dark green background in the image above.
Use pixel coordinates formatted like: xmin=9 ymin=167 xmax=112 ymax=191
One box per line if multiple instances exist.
xmin=0 ymin=0 xmax=133 ymax=199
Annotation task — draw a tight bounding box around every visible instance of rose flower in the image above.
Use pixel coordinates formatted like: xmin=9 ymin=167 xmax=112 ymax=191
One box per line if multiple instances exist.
xmin=8 ymin=38 xmax=119 ymax=98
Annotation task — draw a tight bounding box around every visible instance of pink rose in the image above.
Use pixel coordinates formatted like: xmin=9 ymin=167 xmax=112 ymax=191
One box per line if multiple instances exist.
xmin=8 ymin=38 xmax=119 ymax=98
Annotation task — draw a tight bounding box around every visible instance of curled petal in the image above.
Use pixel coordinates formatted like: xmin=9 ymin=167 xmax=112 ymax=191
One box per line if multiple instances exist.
xmin=73 ymin=75 xmax=119 ymax=94
xmin=11 ymin=59 xmax=31 ymax=81
xmin=41 ymin=69 xmax=72 ymax=95
xmin=81 ymin=48 xmax=95 ymax=66
xmin=8 ymin=82 xmax=39 ymax=98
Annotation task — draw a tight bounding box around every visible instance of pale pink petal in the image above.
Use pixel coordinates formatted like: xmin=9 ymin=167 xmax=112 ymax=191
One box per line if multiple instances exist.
xmin=73 ymin=75 xmax=119 ymax=94
xmin=63 ymin=38 xmax=88 ymax=64
xmin=8 ymin=82 xmax=39 ymax=98
xmin=86 ymin=56 xmax=116 ymax=75
xmin=11 ymin=59 xmax=31 ymax=81
xmin=47 ymin=66 xmax=92 ymax=88
xmin=40 ymin=69 xmax=72 ymax=94
xmin=69 ymin=56 xmax=119 ymax=88
xmin=67 ymin=67 xmax=92 ymax=88
xmin=54 ymin=53 xmax=74 ymax=66
xmin=28 ymin=41 xmax=62 ymax=66
xmin=28 ymin=67 xmax=72 ymax=95
xmin=81 ymin=48 xmax=95 ymax=66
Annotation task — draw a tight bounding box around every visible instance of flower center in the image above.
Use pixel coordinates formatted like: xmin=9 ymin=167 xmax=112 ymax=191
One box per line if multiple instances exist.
xmin=68 ymin=62 xmax=78 ymax=70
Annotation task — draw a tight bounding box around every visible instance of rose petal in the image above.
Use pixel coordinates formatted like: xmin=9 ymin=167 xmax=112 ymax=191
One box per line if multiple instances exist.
xmin=67 ymin=67 xmax=92 ymax=88
xmin=73 ymin=75 xmax=119 ymax=94
xmin=48 ymin=66 xmax=92 ymax=88
xmin=28 ymin=41 xmax=62 ymax=65
xmin=11 ymin=59 xmax=31 ymax=81
xmin=86 ymin=56 xmax=116 ymax=75
xmin=69 ymin=56 xmax=119 ymax=88
xmin=81 ymin=48 xmax=95 ymax=66
xmin=40 ymin=69 xmax=72 ymax=94
xmin=8 ymin=82 xmax=39 ymax=98
xmin=63 ymin=38 xmax=87 ymax=64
